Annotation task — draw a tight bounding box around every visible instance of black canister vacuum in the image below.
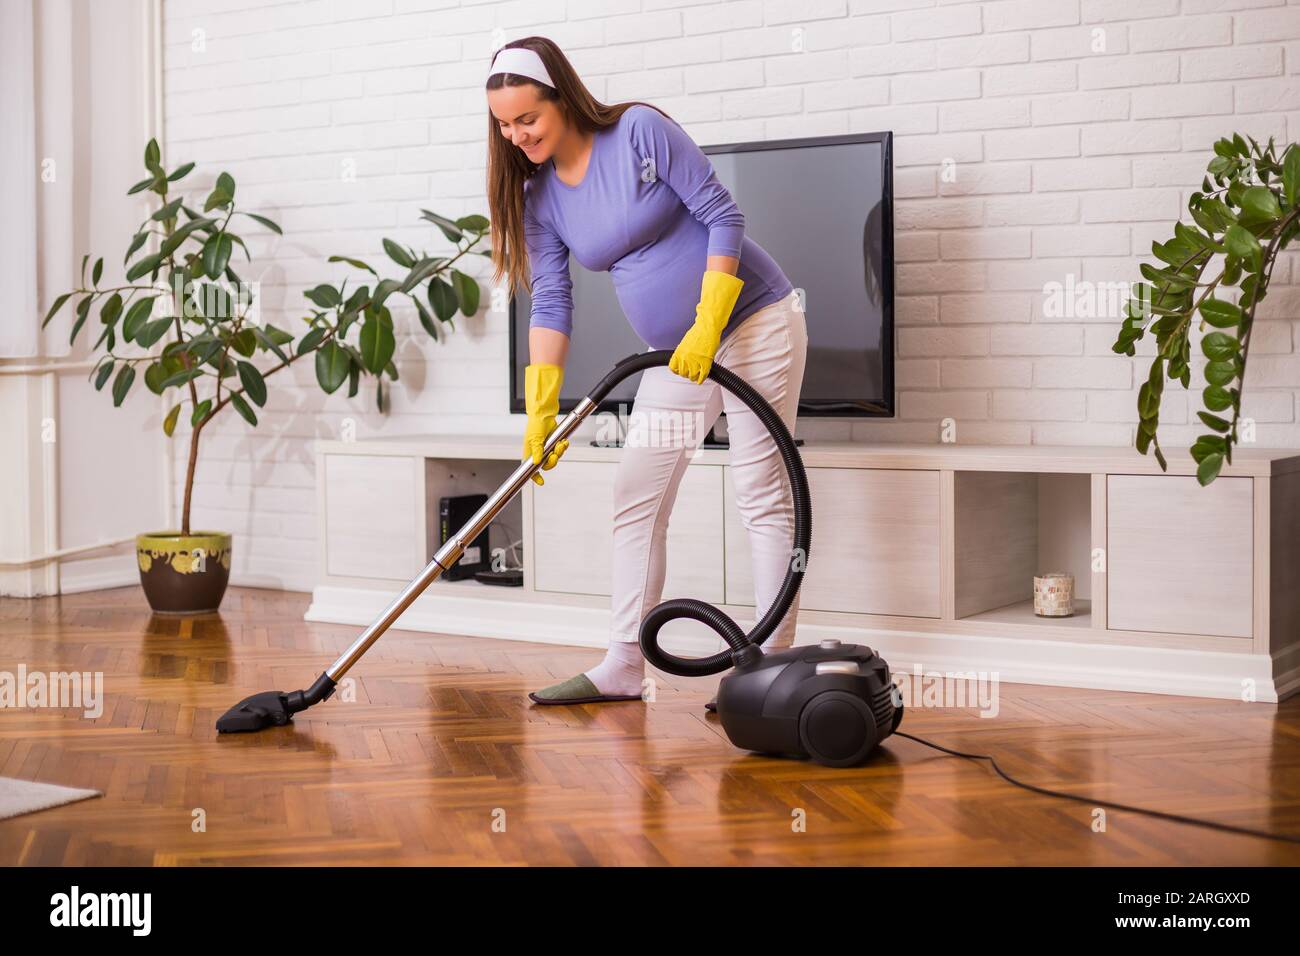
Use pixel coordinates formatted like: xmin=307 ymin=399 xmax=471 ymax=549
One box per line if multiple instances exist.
xmin=215 ymin=351 xmax=1300 ymax=841
xmin=217 ymin=349 xmax=903 ymax=767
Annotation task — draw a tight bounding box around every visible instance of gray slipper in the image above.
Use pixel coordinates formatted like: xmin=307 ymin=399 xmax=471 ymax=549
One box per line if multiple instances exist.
xmin=528 ymin=673 xmax=643 ymax=705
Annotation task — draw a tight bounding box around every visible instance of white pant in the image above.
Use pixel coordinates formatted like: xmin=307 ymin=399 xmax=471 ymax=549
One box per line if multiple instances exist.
xmin=609 ymin=288 xmax=809 ymax=649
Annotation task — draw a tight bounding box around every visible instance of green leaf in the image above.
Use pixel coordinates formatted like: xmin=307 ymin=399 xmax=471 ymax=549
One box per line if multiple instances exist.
xmin=413 ymin=296 xmax=439 ymax=340
xmin=428 ymin=276 xmax=457 ymax=321
xmin=296 ymin=326 xmax=327 ymax=356
xmin=42 ymin=292 xmax=73 ymax=329
xmin=1241 ymin=185 xmax=1282 ymax=222
xmin=419 ymin=209 xmax=464 ymax=243
xmin=383 ymin=238 xmax=415 ymax=268
xmin=252 ymin=326 xmax=289 ymax=363
xmin=1197 ymin=453 xmax=1223 ymax=486
xmin=1222 ymin=255 xmax=1242 ymax=287
xmin=304 ymin=284 xmax=342 ymax=309
xmin=1148 ymin=356 xmax=1165 ymax=391
xmin=371 ymin=278 xmax=403 ymax=310
xmin=450 ymin=269 xmax=480 ymax=316
xmin=456 ymin=213 xmax=489 ymax=233
xmin=1198 ymin=297 xmax=1242 ymax=328
xmin=1201 ymin=331 xmax=1239 ymax=361
xmin=144 ymin=361 xmax=168 ymax=394
xmin=239 ymin=211 xmax=282 ymax=234
xmin=1204 ymin=360 xmax=1236 ymax=386
xmin=236 ymin=360 xmax=267 ymax=406
xmin=167 ymin=161 xmax=195 ymax=182
xmin=202 ymin=186 xmax=233 ymax=211
xmin=201 ymin=232 xmax=233 ymax=279
xmin=94 ymin=360 xmax=115 ymax=391
xmin=91 ymin=257 xmax=103 ymax=287
xmin=1198 ymin=410 xmax=1231 ymax=432
xmin=359 ymin=314 xmax=396 ymax=374
xmin=135 ymin=317 xmax=173 ymax=348
xmin=158 ymin=218 xmax=216 ymax=258
xmin=400 ymin=256 xmax=443 ymax=293
xmin=69 ymin=295 xmax=93 ymax=345
xmin=1138 ymin=381 xmax=1158 ymax=418
xmin=111 ymin=365 xmax=136 ymax=407
xmin=99 ymin=292 xmax=123 ymax=327
xmin=144 ymin=138 xmax=161 ymax=173
xmin=152 ymin=197 xmax=184 ymax=222
xmin=328 ymin=254 xmax=377 ymax=276
xmin=1283 ymin=145 xmax=1300 ymax=208
xmin=1203 ymin=384 xmax=1233 ymax=411
xmin=315 ymin=341 xmax=350 ymax=393
xmin=126 ymin=252 xmax=164 ymax=282
xmin=1224 ymin=223 xmax=1261 ymax=262
xmin=123 ymin=230 xmax=149 ymax=265
xmin=231 ymin=328 xmax=257 ymax=357
xmin=230 ymin=392 xmax=258 ymax=426
xmin=160 ymin=366 xmax=204 ymax=390
xmin=162 ymin=403 xmax=181 ymax=437
xmin=191 ymin=399 xmax=212 ymax=427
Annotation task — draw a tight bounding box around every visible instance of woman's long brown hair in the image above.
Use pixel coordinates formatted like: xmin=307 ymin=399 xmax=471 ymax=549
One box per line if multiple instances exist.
xmin=486 ymin=36 xmax=672 ymax=300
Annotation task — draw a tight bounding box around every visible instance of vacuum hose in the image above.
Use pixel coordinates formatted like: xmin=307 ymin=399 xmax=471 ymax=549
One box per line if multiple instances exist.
xmin=587 ymin=350 xmax=811 ymax=677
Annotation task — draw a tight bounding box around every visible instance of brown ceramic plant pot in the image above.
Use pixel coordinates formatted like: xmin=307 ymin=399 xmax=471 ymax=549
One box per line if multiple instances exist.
xmin=135 ymin=531 xmax=232 ymax=614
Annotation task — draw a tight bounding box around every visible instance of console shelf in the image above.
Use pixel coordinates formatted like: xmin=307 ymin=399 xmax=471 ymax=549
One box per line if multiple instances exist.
xmin=308 ymin=438 xmax=1300 ymax=703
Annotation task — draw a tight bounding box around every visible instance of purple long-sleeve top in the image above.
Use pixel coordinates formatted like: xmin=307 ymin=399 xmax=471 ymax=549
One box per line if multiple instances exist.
xmin=523 ymin=104 xmax=793 ymax=350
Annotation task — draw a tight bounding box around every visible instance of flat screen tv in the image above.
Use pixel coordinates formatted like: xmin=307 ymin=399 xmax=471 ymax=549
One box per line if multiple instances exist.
xmin=509 ymin=128 xmax=893 ymax=421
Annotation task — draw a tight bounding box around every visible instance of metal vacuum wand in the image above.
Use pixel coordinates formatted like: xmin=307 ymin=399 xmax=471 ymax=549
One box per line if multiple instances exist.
xmin=215 ymin=395 xmax=600 ymax=733
xmin=326 ymin=395 xmax=598 ymax=681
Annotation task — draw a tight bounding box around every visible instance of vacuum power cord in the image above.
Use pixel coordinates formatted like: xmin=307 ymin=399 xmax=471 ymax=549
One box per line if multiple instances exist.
xmin=896 ymin=730 xmax=1300 ymax=846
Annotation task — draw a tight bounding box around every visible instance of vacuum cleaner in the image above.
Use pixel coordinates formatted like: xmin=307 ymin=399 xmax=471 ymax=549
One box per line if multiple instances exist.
xmin=217 ymin=349 xmax=903 ymax=767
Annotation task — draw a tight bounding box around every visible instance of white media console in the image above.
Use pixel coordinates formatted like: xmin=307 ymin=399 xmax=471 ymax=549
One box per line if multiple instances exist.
xmin=308 ymin=436 xmax=1300 ymax=703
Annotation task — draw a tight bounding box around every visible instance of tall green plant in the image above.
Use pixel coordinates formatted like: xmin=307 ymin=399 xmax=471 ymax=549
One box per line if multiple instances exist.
xmin=1113 ymin=134 xmax=1300 ymax=486
xmin=43 ymin=139 xmax=489 ymax=533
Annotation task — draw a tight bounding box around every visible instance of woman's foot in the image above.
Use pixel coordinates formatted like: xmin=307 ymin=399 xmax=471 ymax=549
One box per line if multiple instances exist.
xmin=529 ymin=673 xmax=643 ymax=705
xmin=528 ymin=639 xmax=646 ymax=705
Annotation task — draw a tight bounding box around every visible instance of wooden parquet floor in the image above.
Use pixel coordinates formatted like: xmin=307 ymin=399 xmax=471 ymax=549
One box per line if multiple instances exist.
xmin=2 ymin=585 xmax=1299 ymax=866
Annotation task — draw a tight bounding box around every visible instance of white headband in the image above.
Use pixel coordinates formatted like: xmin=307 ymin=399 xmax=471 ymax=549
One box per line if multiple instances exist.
xmin=487 ymin=46 xmax=555 ymax=88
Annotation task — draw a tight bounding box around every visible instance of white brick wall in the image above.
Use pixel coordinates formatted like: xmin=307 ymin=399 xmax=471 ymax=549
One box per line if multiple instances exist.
xmin=161 ymin=0 xmax=1300 ymax=590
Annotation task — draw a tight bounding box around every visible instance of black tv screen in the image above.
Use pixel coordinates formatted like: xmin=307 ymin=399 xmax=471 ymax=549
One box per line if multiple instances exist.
xmin=510 ymin=129 xmax=893 ymax=418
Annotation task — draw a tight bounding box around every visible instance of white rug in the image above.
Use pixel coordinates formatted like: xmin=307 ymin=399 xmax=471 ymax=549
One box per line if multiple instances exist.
xmin=0 ymin=776 xmax=101 ymax=820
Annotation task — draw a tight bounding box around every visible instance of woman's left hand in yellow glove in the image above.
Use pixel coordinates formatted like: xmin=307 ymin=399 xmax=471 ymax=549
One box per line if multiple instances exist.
xmin=669 ymin=269 xmax=745 ymax=384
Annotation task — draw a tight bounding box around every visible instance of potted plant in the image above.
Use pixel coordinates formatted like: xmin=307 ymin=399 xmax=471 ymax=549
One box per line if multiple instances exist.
xmin=43 ymin=139 xmax=490 ymax=613
xmin=1114 ymin=135 xmax=1299 ymax=485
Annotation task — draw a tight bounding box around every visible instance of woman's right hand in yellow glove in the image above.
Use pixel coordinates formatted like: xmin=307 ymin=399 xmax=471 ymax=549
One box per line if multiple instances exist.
xmin=523 ymin=363 xmax=569 ymax=486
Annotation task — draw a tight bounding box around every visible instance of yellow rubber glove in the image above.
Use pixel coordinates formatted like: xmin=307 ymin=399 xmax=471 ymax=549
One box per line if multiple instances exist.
xmin=523 ymin=363 xmax=569 ymax=486
xmin=669 ymin=269 xmax=745 ymax=384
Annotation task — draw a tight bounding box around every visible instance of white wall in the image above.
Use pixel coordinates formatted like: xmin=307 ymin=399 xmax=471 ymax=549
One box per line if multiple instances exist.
xmin=2 ymin=0 xmax=165 ymax=597
xmin=154 ymin=0 xmax=1300 ymax=593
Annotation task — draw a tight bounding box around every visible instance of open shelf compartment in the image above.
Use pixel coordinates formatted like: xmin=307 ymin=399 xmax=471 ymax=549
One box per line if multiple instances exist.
xmin=954 ymin=470 xmax=1094 ymax=629
xmin=423 ymin=457 xmax=525 ymax=587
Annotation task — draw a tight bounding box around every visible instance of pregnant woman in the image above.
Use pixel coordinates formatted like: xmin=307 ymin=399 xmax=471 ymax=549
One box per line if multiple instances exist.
xmin=485 ymin=37 xmax=808 ymax=706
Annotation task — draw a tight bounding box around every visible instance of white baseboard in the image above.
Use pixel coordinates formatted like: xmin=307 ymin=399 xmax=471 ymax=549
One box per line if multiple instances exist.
xmin=305 ymin=584 xmax=1283 ymax=704
xmin=56 ymin=564 xmax=138 ymax=595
